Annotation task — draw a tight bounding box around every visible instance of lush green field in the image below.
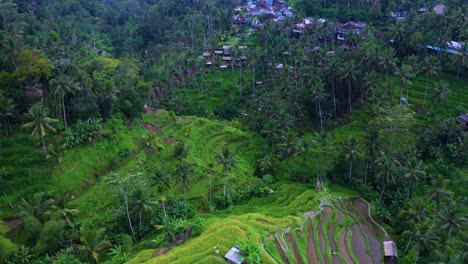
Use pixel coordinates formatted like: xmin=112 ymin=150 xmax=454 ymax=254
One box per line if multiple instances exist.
xmin=127 ymin=183 xmax=387 ymax=264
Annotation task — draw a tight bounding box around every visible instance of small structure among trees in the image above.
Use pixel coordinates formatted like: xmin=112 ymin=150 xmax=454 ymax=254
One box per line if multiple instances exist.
xmin=458 ymin=113 xmax=468 ymax=131
xmin=383 ymin=241 xmax=397 ymax=264
xmin=224 ymin=245 xmax=246 ymax=264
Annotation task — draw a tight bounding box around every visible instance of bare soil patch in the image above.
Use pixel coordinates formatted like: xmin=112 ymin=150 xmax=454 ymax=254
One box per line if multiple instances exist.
xmin=285 ymin=233 xmax=304 ymax=264
xmin=306 ymin=219 xmax=320 ymax=264
xmin=350 ymin=224 xmax=373 ymax=264
xmin=164 ymin=137 xmax=174 ymax=145
xmin=351 ymin=197 xmax=384 ymax=237
xmin=143 ymin=123 xmax=156 ymax=132
xmin=274 ymin=235 xmax=290 ymax=264
xmin=4 ymin=218 xmax=22 ymax=237
xmin=156 ymin=109 xmax=164 ymax=114
xmin=338 ymin=229 xmax=353 ymax=264
xmin=346 ymin=198 xmax=382 ymax=262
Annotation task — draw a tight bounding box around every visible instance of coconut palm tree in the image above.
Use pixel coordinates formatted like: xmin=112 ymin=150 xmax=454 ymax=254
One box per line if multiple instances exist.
xmin=402 ymin=221 xmax=439 ymax=256
xmin=131 ymin=189 xmax=158 ymax=233
xmin=21 ymin=104 xmax=58 ymax=154
xmin=422 ymin=56 xmax=440 ymax=109
xmin=375 ymin=151 xmax=401 ymax=201
xmin=310 ymin=80 xmax=329 ymax=129
xmin=378 ymin=47 xmax=396 ymax=82
xmin=175 ymin=161 xmax=193 ymax=210
xmin=394 ymin=64 xmax=414 ymax=106
xmin=363 ymin=70 xmax=379 ymax=112
xmin=152 ymin=170 xmax=172 ymax=223
xmin=49 ymin=74 xmax=77 ymax=129
xmin=403 ymin=153 xmax=426 ymax=199
xmin=344 ymin=135 xmax=362 ymax=181
xmin=173 ymin=141 xmax=189 ymax=165
xmin=340 ymin=60 xmax=358 ymax=113
xmin=426 ymin=175 xmax=452 ymax=210
xmin=215 ymin=145 xmax=237 ymax=208
xmin=51 ymin=193 xmax=78 ymax=228
xmin=323 ymin=58 xmax=339 ymax=115
xmin=80 ymin=227 xmax=111 ymax=264
xmin=432 ymin=81 xmax=449 ymax=105
xmin=17 ymin=192 xmax=53 ymax=223
xmin=0 ymin=92 xmax=14 ymax=136
xmin=438 ymin=201 xmax=466 ymax=240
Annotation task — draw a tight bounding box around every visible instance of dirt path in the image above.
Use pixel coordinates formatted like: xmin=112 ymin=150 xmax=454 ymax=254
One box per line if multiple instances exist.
xmin=285 ymin=233 xmax=304 ymax=264
xmin=350 ymin=223 xmax=373 ymax=264
xmin=306 ymin=219 xmax=320 ymax=264
xmin=346 ymin=199 xmax=382 ymax=263
xmin=274 ymin=235 xmax=290 ymax=264
xmin=318 ymin=207 xmax=332 ymax=263
xmin=338 ymin=229 xmax=354 ymax=264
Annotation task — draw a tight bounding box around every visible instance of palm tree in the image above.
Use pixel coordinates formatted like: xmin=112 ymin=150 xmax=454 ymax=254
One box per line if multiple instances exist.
xmin=422 ymin=56 xmax=440 ymax=109
xmin=344 ymin=135 xmax=362 ymax=181
xmin=400 ymin=197 xmax=430 ymax=224
xmin=340 ymin=60 xmax=358 ymax=113
xmin=175 ymin=161 xmax=193 ymax=210
xmin=426 ymin=175 xmax=452 ymax=210
xmin=402 ymin=221 xmax=439 ymax=257
xmin=49 ymin=74 xmax=77 ymax=129
xmin=378 ymin=47 xmax=396 ymax=82
xmin=51 ymin=193 xmax=78 ymax=228
xmin=403 ymin=153 xmax=426 ymax=199
xmin=21 ymin=104 xmax=58 ymax=154
xmin=363 ymin=129 xmax=379 ymax=184
xmin=394 ymin=64 xmax=414 ymax=106
xmin=173 ymin=141 xmax=189 ymax=165
xmin=310 ymin=80 xmax=329 ymax=128
xmin=375 ymin=152 xmax=401 ymax=200
xmin=363 ymin=70 xmax=379 ymax=112
xmin=131 ymin=189 xmax=158 ymax=233
xmin=153 ymin=170 xmax=172 ymax=223
xmin=323 ymin=58 xmax=339 ymax=115
xmin=80 ymin=227 xmax=111 ymax=264
xmin=206 ymin=163 xmax=215 ymax=210
xmin=438 ymin=201 xmax=466 ymax=240
xmin=17 ymin=192 xmax=53 ymax=223
xmin=432 ymin=81 xmax=449 ymax=105
xmin=215 ymin=145 xmax=237 ymax=208
xmin=0 ymin=93 xmax=14 ymax=136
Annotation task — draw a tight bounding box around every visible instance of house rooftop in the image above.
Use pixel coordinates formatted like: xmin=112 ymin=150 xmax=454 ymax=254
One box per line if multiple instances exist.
xmin=383 ymin=241 xmax=398 ymax=257
xmin=224 ymin=245 xmax=245 ymax=264
xmin=459 ymin=114 xmax=468 ymax=123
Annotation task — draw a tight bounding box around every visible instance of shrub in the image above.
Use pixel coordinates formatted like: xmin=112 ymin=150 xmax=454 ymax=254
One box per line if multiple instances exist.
xmin=0 ymin=235 xmax=17 ymax=262
xmin=34 ymin=220 xmax=66 ymax=254
xmin=22 ymin=216 xmax=43 ymax=246
xmin=53 ymin=251 xmax=83 ymax=264
xmin=238 ymin=234 xmax=261 ymax=264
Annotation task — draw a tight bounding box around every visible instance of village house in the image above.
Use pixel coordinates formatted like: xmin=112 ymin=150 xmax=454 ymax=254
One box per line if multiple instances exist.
xmin=335 ymin=21 xmax=366 ymax=42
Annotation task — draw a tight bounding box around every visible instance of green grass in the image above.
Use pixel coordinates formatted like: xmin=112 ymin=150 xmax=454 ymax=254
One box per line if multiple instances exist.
xmin=0 ymin=118 xmax=147 ymax=218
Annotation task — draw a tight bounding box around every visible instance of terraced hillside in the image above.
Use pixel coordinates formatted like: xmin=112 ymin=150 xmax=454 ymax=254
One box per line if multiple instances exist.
xmin=128 ymin=183 xmax=388 ymax=264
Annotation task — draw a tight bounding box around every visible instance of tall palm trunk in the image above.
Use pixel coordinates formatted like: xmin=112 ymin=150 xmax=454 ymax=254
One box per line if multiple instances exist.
xmin=348 ymin=80 xmax=352 ymax=113
xmin=62 ymin=95 xmax=67 ymax=129
xmin=124 ymin=194 xmax=137 ymax=242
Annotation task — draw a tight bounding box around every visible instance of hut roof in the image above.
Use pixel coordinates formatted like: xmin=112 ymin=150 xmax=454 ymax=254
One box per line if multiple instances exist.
xmin=224 ymin=245 xmax=245 ymax=264
xmin=459 ymin=114 xmax=468 ymax=123
xmin=383 ymin=241 xmax=398 ymax=257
